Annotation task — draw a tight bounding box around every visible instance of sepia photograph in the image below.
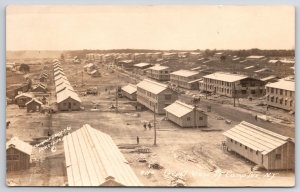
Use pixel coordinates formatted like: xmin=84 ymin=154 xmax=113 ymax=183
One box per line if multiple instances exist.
xmin=6 ymin=5 xmax=295 ymax=187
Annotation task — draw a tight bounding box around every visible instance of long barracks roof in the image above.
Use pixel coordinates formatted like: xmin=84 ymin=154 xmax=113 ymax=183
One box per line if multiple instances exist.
xmin=170 ymin=70 xmax=199 ymax=77
xmin=223 ymin=121 xmax=292 ymax=155
xmin=6 ymin=137 xmax=33 ymax=155
xmin=147 ymin=65 xmax=169 ymax=71
xmin=121 ymin=84 xmax=137 ymax=95
xmin=56 ymin=82 xmax=74 ymax=93
xmin=164 ymin=100 xmax=206 ymax=117
xmin=57 ymin=89 xmax=81 ymax=103
xmin=137 ymin=79 xmax=169 ymax=94
xmin=63 ymin=124 xmax=142 ymax=186
xmin=266 ymin=79 xmax=295 ymax=92
xmin=203 ymin=72 xmax=248 ymax=82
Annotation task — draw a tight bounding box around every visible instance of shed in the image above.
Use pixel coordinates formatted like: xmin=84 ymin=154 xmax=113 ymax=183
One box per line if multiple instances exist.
xmin=121 ymin=84 xmax=137 ymax=100
xmin=63 ymin=124 xmax=142 ymax=186
xmin=25 ymin=98 xmax=43 ymax=112
xmin=6 ymin=137 xmax=33 ymax=172
xmin=14 ymin=93 xmax=34 ymax=107
xmin=223 ymin=121 xmax=294 ymax=170
xmin=164 ymin=100 xmax=207 ymax=127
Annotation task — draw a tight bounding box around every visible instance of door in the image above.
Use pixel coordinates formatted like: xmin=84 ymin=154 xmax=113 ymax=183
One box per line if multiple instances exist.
xmin=68 ymin=102 xmax=71 ymax=110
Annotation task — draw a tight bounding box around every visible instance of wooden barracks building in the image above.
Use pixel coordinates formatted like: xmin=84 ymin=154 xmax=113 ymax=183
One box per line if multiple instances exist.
xmin=223 ymin=121 xmax=294 ymax=170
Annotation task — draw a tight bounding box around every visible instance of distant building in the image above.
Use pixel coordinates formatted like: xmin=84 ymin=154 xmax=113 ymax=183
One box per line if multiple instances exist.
xmin=170 ymin=70 xmax=201 ymax=90
xmin=133 ymin=63 xmax=152 ymax=75
xmin=162 ymin=52 xmax=178 ymax=60
xmin=224 ymin=121 xmax=295 ymax=170
xmin=84 ymin=63 xmax=96 ymax=73
xmin=137 ymin=79 xmax=177 ymax=114
xmin=57 ymin=89 xmax=81 ymax=111
xmin=63 ymin=124 xmax=142 ymax=186
xmin=31 ymin=83 xmax=47 ymax=93
xmin=117 ymin=60 xmax=135 ymax=70
xmin=265 ymin=79 xmax=295 ymax=111
xmin=121 ymin=84 xmax=137 ymax=100
xmin=246 ymin=55 xmax=266 ymax=60
xmin=26 ymin=98 xmax=43 ymax=112
xmin=14 ymin=93 xmax=34 ymax=107
xmin=199 ymin=72 xmax=266 ymax=98
xmin=164 ymin=100 xmax=207 ymax=127
xmin=6 ymin=137 xmax=33 ymax=172
xmin=90 ymin=70 xmax=101 ymax=77
xmin=260 ymin=75 xmax=280 ymax=83
xmin=146 ymin=65 xmax=170 ymax=81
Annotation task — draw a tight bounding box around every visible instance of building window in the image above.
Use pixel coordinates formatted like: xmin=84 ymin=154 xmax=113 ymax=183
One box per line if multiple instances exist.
xmin=275 ymin=97 xmax=278 ymax=103
xmin=285 ymin=100 xmax=287 ymax=106
xmin=242 ymin=90 xmax=247 ymax=94
xmin=256 ymin=151 xmax=259 ymax=155
xmin=251 ymin=90 xmax=256 ymax=94
xmin=271 ymin=88 xmax=274 ymax=93
xmin=230 ymin=139 xmax=233 ymax=142
xmin=290 ymin=100 xmax=293 ymax=107
xmin=245 ymin=146 xmax=248 ymax=150
xmin=280 ymin=89 xmax=283 ymax=95
xmin=240 ymin=143 xmax=242 ymax=147
xmin=199 ymin=117 xmax=203 ymax=120
xmin=275 ymin=154 xmax=281 ymax=160
xmin=250 ymin=149 xmax=253 ymax=152
xmin=187 ymin=117 xmax=191 ymax=121
xmin=7 ymin=154 xmax=19 ymax=161
xmin=234 ymin=141 xmax=237 ymax=144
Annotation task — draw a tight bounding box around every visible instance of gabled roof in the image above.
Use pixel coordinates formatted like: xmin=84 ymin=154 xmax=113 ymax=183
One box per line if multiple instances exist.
xmin=57 ymin=89 xmax=81 ymax=103
xmin=147 ymin=65 xmax=169 ymax=71
xmin=32 ymin=84 xmax=47 ymax=90
xmin=54 ymin=70 xmax=65 ymax=76
xmin=55 ymin=77 xmax=69 ymax=87
xmin=56 ymin=82 xmax=74 ymax=93
xmin=223 ymin=121 xmax=292 ymax=155
xmin=164 ymin=100 xmax=197 ymax=117
xmin=15 ymin=92 xmax=34 ymax=99
xmin=90 ymin=70 xmax=99 ymax=74
xmin=84 ymin=63 xmax=94 ymax=68
xmin=121 ymin=84 xmax=137 ymax=94
xmin=63 ymin=124 xmax=142 ymax=186
xmin=6 ymin=137 xmax=33 ymax=155
xmin=25 ymin=98 xmax=43 ymax=106
xmin=137 ymin=79 xmax=169 ymax=94
xmin=266 ymin=79 xmax=295 ymax=91
xmin=203 ymin=72 xmax=248 ymax=83
xmin=246 ymin=55 xmax=265 ymax=59
xmin=171 ymin=70 xmax=199 ymax=77
xmin=54 ymin=66 xmax=63 ymax=71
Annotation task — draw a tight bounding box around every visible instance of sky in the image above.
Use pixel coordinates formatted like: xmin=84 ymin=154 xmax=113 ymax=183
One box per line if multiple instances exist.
xmin=6 ymin=5 xmax=295 ymax=51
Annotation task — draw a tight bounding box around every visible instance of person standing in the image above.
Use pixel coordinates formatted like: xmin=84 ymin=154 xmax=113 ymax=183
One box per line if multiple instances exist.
xmin=136 ymin=136 xmax=139 ymax=145
xmin=143 ymin=123 xmax=147 ymax=130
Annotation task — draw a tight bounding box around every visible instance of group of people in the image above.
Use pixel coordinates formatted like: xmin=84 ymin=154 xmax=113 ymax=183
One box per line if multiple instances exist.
xmin=143 ymin=122 xmax=152 ymax=130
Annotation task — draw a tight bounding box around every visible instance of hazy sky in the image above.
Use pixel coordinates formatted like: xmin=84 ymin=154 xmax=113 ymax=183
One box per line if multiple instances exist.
xmin=6 ymin=5 xmax=295 ymax=50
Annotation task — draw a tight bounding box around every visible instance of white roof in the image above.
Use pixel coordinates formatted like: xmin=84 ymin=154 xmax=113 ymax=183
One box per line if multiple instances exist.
xmin=55 ymin=78 xmax=70 ymax=87
xmin=203 ymin=72 xmax=248 ymax=82
xmin=54 ymin=66 xmax=63 ymax=71
xmin=266 ymin=79 xmax=295 ymax=91
xmin=54 ymin=70 xmax=65 ymax=76
xmin=147 ymin=65 xmax=169 ymax=71
xmin=84 ymin=63 xmax=94 ymax=68
xmin=244 ymin=66 xmax=254 ymax=70
xmin=90 ymin=70 xmax=99 ymax=74
xmin=260 ymin=75 xmax=278 ymax=82
xmin=164 ymin=100 xmax=195 ymax=117
xmin=15 ymin=92 xmax=34 ymax=99
xmin=63 ymin=124 xmax=142 ymax=186
xmin=137 ymin=79 xmax=169 ymax=94
xmin=269 ymin=60 xmax=280 ymax=63
xmin=246 ymin=55 xmax=265 ymax=59
xmin=121 ymin=84 xmax=137 ymax=94
xmin=56 ymin=82 xmax=74 ymax=93
xmin=6 ymin=137 xmax=33 ymax=155
xmin=223 ymin=121 xmax=292 ymax=155
xmin=171 ymin=70 xmax=199 ymax=77
xmin=25 ymin=98 xmax=43 ymax=106
xmin=57 ymin=89 xmax=81 ymax=103
xmin=134 ymin=63 xmax=151 ymax=68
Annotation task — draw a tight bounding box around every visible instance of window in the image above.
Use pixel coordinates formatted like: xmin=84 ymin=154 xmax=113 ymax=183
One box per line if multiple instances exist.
xmin=250 ymin=149 xmax=253 ymax=152
xmin=242 ymin=90 xmax=247 ymax=94
xmin=230 ymin=139 xmax=233 ymax=142
xmin=251 ymin=90 xmax=256 ymax=94
xmin=7 ymin=154 xmax=19 ymax=161
xmin=275 ymin=154 xmax=281 ymax=160
xmin=199 ymin=117 xmax=203 ymax=120
xmin=280 ymin=89 xmax=283 ymax=95
xmin=271 ymin=88 xmax=274 ymax=93
xmin=187 ymin=117 xmax=191 ymax=121
xmin=234 ymin=141 xmax=237 ymax=144
xmin=256 ymin=151 xmax=259 ymax=155
xmin=245 ymin=146 xmax=248 ymax=150
xmin=240 ymin=143 xmax=242 ymax=147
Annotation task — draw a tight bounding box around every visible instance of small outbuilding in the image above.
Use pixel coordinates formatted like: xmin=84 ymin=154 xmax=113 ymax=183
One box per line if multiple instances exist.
xmin=26 ymin=98 xmax=43 ymax=112
xmin=14 ymin=93 xmax=34 ymax=107
xmin=121 ymin=84 xmax=137 ymax=100
xmin=164 ymin=100 xmax=207 ymax=127
xmin=6 ymin=137 xmax=33 ymax=172
xmin=223 ymin=121 xmax=295 ymax=170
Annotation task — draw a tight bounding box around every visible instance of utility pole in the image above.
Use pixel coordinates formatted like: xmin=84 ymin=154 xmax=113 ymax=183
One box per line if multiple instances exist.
xmin=233 ymin=82 xmax=236 ymax=107
xmin=115 ymin=87 xmax=118 ymax=113
xmin=81 ymin=71 xmax=83 ymax=86
xmin=153 ymin=105 xmax=157 ymax=146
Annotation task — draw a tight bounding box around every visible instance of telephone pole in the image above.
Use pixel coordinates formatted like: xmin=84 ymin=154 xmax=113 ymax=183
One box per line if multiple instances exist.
xmin=153 ymin=105 xmax=157 ymax=146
